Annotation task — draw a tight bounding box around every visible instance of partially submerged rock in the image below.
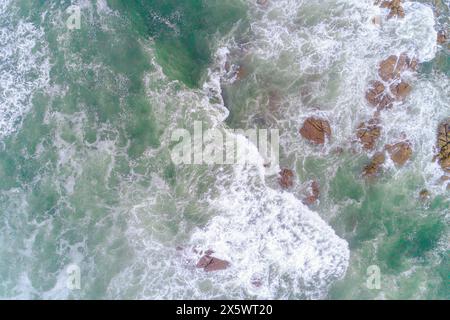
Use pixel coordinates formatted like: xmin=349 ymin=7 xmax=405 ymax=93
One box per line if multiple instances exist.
xmin=386 ymin=141 xmax=413 ymax=166
xmin=365 ymin=80 xmax=394 ymax=110
xmin=437 ymin=30 xmax=448 ymax=45
xmin=196 ymin=254 xmax=230 ymax=272
xmin=436 ymin=119 xmax=450 ymax=173
xmin=390 ymin=80 xmax=412 ymax=101
xmin=387 ymin=0 xmax=405 ymax=19
xmin=300 ymin=117 xmax=331 ymax=145
xmin=375 ymin=0 xmax=405 ymax=19
xmin=378 ymin=54 xmax=416 ymax=81
xmin=356 ymin=119 xmax=382 ymax=150
xmin=279 ymin=168 xmax=294 ymax=189
xmin=363 ymin=152 xmax=386 ymax=177
xmin=419 ymin=189 xmax=431 ymax=201
xmin=303 ymin=180 xmax=320 ymax=205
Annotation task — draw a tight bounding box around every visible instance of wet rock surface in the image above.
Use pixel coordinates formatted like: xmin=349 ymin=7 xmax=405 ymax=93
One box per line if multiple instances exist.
xmin=300 ymin=117 xmax=331 ymax=145
xmin=390 ymin=80 xmax=412 ymax=101
xmin=279 ymin=168 xmax=295 ymax=189
xmin=366 ymin=81 xmax=394 ymax=110
xmin=436 ymin=119 xmax=450 ymax=173
xmin=303 ymin=180 xmax=320 ymax=205
xmin=437 ymin=30 xmax=448 ymax=44
xmin=378 ymin=54 xmax=415 ymax=81
xmin=386 ymin=141 xmax=413 ymax=166
xmin=196 ymin=254 xmax=230 ymax=272
xmin=357 ymin=119 xmax=382 ymax=150
xmin=363 ymin=152 xmax=386 ymax=177
xmin=375 ymin=0 xmax=405 ymax=19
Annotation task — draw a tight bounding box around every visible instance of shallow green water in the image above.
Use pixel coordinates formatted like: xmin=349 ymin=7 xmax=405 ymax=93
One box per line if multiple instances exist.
xmin=0 ymin=0 xmax=448 ymax=299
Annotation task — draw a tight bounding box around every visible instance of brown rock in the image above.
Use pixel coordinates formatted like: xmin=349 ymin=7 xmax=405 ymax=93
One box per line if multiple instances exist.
xmin=196 ymin=255 xmax=230 ymax=272
xmin=257 ymin=0 xmax=269 ymax=5
xmin=437 ymin=30 xmax=448 ymax=44
xmin=419 ymin=189 xmax=431 ymax=201
xmin=235 ymin=65 xmax=248 ymax=81
xmin=363 ymin=152 xmax=386 ymax=177
xmin=436 ymin=119 xmax=450 ymax=173
xmin=386 ymin=141 xmax=413 ymax=166
xmin=356 ymin=119 xmax=382 ymax=150
xmin=379 ymin=0 xmax=405 ymax=19
xmin=279 ymin=168 xmax=294 ymax=189
xmin=390 ymin=80 xmax=412 ymax=101
xmin=303 ymin=181 xmax=320 ymax=205
xmin=300 ymin=117 xmax=331 ymax=144
xmin=365 ymin=80 xmax=394 ymax=110
xmin=378 ymin=54 xmax=411 ymax=81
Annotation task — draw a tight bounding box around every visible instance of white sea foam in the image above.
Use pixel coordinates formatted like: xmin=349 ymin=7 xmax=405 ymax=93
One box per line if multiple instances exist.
xmin=0 ymin=1 xmax=50 ymax=139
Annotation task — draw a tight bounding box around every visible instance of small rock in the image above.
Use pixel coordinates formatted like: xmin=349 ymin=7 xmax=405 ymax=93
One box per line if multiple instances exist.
xmin=303 ymin=181 xmax=320 ymax=205
xmin=279 ymin=168 xmax=294 ymax=189
xmin=380 ymin=0 xmax=405 ymax=19
xmin=356 ymin=119 xmax=382 ymax=150
xmin=196 ymin=255 xmax=230 ymax=272
xmin=257 ymin=0 xmax=269 ymax=5
xmin=363 ymin=152 xmax=386 ymax=177
xmin=300 ymin=117 xmax=331 ymax=145
xmin=386 ymin=141 xmax=413 ymax=166
xmin=365 ymin=80 xmax=394 ymax=110
xmin=390 ymin=80 xmax=412 ymax=101
xmin=419 ymin=189 xmax=430 ymax=201
xmin=437 ymin=30 xmax=448 ymax=44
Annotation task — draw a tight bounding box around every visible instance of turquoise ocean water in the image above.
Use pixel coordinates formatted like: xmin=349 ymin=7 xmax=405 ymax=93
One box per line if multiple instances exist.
xmin=0 ymin=0 xmax=448 ymax=299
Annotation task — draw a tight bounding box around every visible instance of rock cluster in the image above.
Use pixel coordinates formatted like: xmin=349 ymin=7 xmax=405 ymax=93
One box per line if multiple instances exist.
xmin=300 ymin=117 xmax=331 ymax=145
xmin=357 ymin=119 xmax=382 ymax=150
xmin=365 ymin=54 xmax=416 ymax=112
xmin=361 ymin=52 xmax=417 ymax=176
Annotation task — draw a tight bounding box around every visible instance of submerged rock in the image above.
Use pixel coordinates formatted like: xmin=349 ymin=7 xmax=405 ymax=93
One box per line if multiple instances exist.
xmin=196 ymin=255 xmax=230 ymax=272
xmin=386 ymin=141 xmax=413 ymax=166
xmin=436 ymin=119 xmax=450 ymax=173
xmin=279 ymin=168 xmax=295 ymax=189
xmin=356 ymin=119 xmax=382 ymax=150
xmin=303 ymin=180 xmax=320 ymax=205
xmin=363 ymin=152 xmax=386 ymax=177
xmin=300 ymin=117 xmax=331 ymax=145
